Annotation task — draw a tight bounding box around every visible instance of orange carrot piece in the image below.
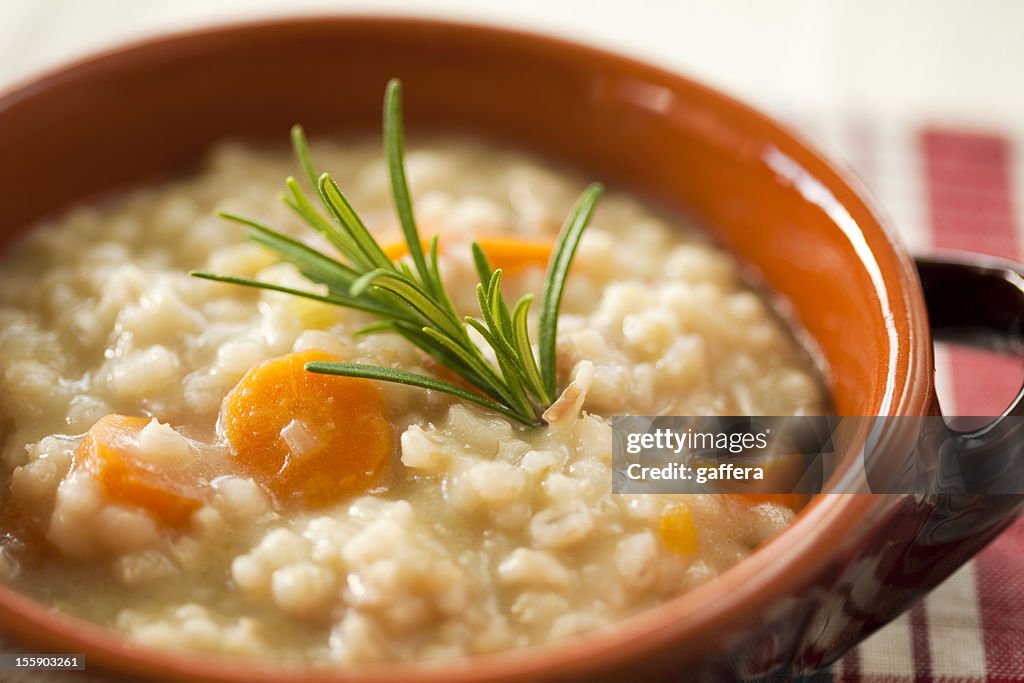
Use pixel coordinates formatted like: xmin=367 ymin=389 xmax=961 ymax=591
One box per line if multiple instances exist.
xmin=474 ymin=238 xmax=554 ymax=272
xmin=382 ymin=239 xmax=429 ymax=261
xmin=382 ymin=237 xmax=553 ymax=272
xmin=219 ymin=349 xmax=391 ymax=509
xmin=78 ymin=415 xmax=204 ymax=528
xmin=658 ymin=504 xmax=699 ymax=555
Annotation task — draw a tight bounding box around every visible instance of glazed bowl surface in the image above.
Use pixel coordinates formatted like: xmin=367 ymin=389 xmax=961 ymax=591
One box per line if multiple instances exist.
xmin=0 ymin=16 xmax=1013 ymax=683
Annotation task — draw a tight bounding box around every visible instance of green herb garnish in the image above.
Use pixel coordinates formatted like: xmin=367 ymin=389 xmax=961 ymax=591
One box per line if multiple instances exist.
xmin=191 ymin=79 xmax=603 ymax=426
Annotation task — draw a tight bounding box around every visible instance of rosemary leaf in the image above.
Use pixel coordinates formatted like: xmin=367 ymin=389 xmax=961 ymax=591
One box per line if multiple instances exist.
xmin=353 ymin=320 xmax=397 ymax=337
xmin=189 ymin=271 xmax=395 ymax=317
xmin=472 ymin=281 xmax=522 ymax=375
xmin=350 ymin=270 xmax=463 ymax=341
xmin=419 ymin=326 xmax=516 ymax=406
xmin=471 ymin=242 xmax=494 ymax=285
xmin=305 ymin=361 xmax=537 ymax=425
xmin=290 ymin=125 xmax=320 ymax=189
xmin=511 ymin=294 xmax=551 ymax=404
xmin=193 ymin=79 xmax=603 ymax=426
xmin=388 ymin=321 xmax=500 ymax=402
xmin=486 ymin=270 xmax=515 ymax=340
xmin=465 ymin=317 xmax=536 ymax=407
xmin=383 ymin=79 xmax=430 ymax=287
xmin=317 ymin=175 xmax=395 ymax=271
xmin=538 ymin=182 xmax=604 ymax=397
xmin=218 ymin=212 xmax=360 ymax=288
xmin=283 ymin=179 xmax=367 ymax=268
xmin=426 ymin=235 xmax=464 ymax=334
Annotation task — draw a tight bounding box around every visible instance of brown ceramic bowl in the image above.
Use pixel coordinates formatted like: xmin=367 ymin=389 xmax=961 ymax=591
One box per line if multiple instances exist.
xmin=0 ymin=16 xmax=1021 ymax=683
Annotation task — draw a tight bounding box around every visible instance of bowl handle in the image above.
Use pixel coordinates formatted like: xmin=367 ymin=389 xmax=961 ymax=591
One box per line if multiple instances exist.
xmin=893 ymin=254 xmax=1024 ymax=564
xmin=795 ymin=256 xmax=1024 ymax=675
xmin=916 ymin=254 xmax=1024 ymax=462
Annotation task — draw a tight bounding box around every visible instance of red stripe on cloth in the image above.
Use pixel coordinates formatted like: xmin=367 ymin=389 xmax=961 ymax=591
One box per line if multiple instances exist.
xmin=923 ymin=130 xmax=1019 ymax=259
xmin=974 ymin=524 xmax=1024 ymax=683
xmin=842 ymin=646 xmax=863 ymax=683
xmin=922 ymin=129 xmax=1024 ymax=681
xmin=922 ymin=130 xmax=1022 ymax=416
xmin=908 ymin=602 xmax=932 ymax=682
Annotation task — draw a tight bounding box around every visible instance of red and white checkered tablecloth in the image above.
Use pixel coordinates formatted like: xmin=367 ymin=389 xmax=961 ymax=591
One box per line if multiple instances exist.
xmin=805 ymin=121 xmax=1024 ymax=682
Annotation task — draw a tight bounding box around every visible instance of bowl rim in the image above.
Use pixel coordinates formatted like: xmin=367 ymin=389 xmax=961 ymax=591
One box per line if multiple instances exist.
xmin=0 ymin=14 xmax=933 ymax=683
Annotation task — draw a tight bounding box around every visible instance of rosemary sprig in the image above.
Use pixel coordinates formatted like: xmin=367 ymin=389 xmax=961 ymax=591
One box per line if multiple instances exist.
xmin=191 ymin=79 xmax=603 ymax=426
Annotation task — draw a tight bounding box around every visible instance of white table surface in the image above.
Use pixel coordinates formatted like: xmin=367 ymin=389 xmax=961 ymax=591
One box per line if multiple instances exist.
xmin=2 ymin=0 xmax=1024 ymax=129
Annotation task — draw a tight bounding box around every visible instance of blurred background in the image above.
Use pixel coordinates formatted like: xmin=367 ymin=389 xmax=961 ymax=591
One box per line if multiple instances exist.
xmin=2 ymin=2 xmax=1023 ymax=680
xmin=2 ymin=0 xmax=1024 ymax=127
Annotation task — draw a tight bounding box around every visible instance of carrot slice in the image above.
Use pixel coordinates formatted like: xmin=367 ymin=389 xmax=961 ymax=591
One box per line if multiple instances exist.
xmin=473 ymin=238 xmax=554 ymax=272
xmin=78 ymin=415 xmax=204 ymax=528
xmin=658 ymin=504 xmax=699 ymax=555
xmin=382 ymin=237 xmax=553 ymax=272
xmin=382 ymin=239 xmax=429 ymax=262
xmin=219 ymin=349 xmax=391 ymax=509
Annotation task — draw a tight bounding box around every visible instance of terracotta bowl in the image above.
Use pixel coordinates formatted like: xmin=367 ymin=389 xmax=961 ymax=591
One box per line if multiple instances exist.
xmin=0 ymin=17 xmax=1021 ymax=683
